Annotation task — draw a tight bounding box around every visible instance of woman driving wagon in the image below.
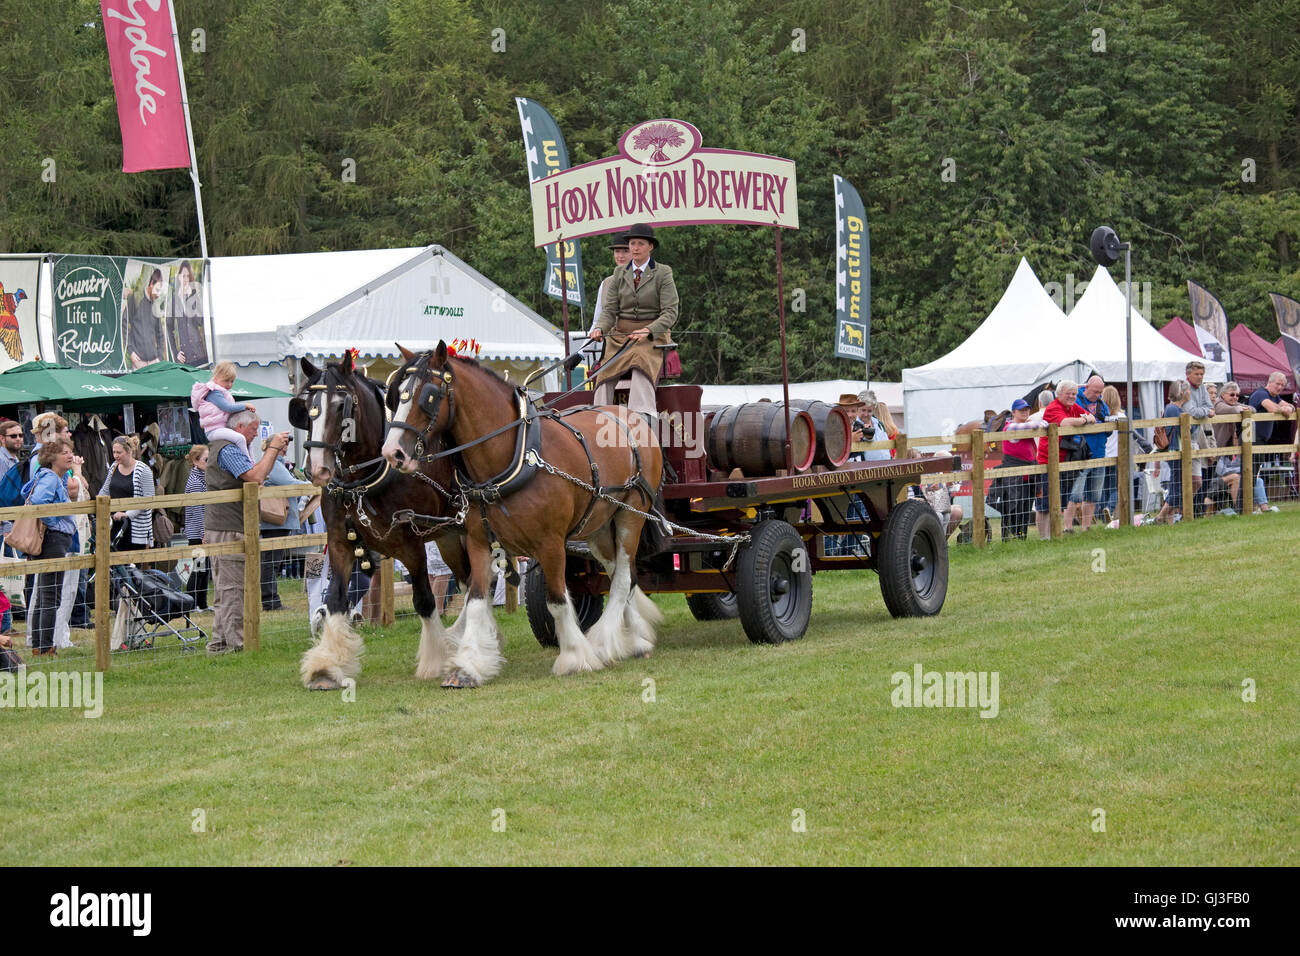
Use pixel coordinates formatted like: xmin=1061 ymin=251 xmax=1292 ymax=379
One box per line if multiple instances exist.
xmin=588 ymin=223 xmax=678 ymax=419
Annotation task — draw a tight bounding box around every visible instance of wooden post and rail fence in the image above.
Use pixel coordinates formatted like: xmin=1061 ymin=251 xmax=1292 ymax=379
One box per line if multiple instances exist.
xmin=850 ymin=409 xmax=1299 ymax=547
xmin=2 ymin=411 xmax=1293 ymax=671
xmin=0 ymin=478 xmax=526 ymax=673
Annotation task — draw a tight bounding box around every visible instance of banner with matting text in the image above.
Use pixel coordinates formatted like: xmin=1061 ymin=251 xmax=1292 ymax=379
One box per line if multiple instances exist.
xmin=529 ymin=119 xmax=798 ymax=247
xmin=516 ymin=98 xmax=585 ymax=307
xmin=834 ymin=175 xmax=869 ymax=364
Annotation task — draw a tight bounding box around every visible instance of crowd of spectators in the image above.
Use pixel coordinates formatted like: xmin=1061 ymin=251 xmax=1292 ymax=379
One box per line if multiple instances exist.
xmin=0 ymin=411 xmax=317 ymax=664
xmin=974 ymin=362 xmax=1296 ymax=538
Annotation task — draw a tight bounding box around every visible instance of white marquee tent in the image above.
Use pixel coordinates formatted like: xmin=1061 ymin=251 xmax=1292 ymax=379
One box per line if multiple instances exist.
xmin=903 ymin=258 xmax=1093 ymax=440
xmin=699 ymin=380 xmax=902 ymax=413
xmin=210 ymin=245 xmax=564 ymax=436
xmin=1065 ymin=266 xmax=1224 ymax=415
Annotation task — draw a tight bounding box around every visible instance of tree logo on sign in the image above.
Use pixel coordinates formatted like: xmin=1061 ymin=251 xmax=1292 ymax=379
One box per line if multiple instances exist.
xmin=619 ymin=119 xmax=702 ymax=167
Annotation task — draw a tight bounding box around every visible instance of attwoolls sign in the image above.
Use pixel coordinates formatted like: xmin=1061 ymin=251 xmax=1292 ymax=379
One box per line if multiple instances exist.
xmin=529 ymin=119 xmax=798 ymax=247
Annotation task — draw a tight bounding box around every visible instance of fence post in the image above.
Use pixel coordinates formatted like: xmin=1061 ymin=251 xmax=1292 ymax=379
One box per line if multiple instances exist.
xmin=505 ymin=558 xmax=519 ymax=612
xmin=970 ymin=432 xmax=986 ymax=548
xmin=380 ymin=556 xmax=395 ymax=627
xmin=1117 ymin=418 xmax=1132 ymax=527
xmin=1047 ymin=423 xmax=1062 ymax=539
xmin=1241 ymin=409 xmax=1254 ymax=515
xmin=1180 ymin=413 xmax=1194 ymax=519
xmin=895 ymin=431 xmax=909 ymax=461
xmin=243 ymin=482 xmax=261 ymax=651
xmin=95 ymin=495 xmax=111 ymax=672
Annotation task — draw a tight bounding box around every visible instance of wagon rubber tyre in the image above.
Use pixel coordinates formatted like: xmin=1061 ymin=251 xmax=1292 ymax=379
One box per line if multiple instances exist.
xmin=735 ymin=519 xmax=813 ymax=644
xmin=524 ymin=566 xmax=604 ymax=647
xmin=878 ymin=498 xmax=949 ymax=617
xmin=686 ymin=591 xmax=739 ymax=621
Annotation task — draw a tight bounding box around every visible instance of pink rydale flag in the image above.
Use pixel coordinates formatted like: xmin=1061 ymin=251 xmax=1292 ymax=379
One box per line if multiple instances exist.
xmin=101 ymin=0 xmax=191 ymax=172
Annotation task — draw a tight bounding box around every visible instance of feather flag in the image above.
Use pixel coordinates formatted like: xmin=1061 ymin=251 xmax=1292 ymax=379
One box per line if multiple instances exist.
xmin=101 ymin=0 xmax=190 ymax=172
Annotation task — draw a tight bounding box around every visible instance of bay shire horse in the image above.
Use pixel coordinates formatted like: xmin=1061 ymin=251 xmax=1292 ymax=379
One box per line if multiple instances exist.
xmin=293 ymin=353 xmax=469 ymax=690
xmin=381 ymin=342 xmax=664 ymax=687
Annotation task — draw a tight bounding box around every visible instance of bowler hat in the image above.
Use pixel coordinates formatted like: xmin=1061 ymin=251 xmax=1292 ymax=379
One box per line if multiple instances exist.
xmin=624 ymin=223 xmax=659 ymax=248
xmin=608 ymin=233 xmax=629 ymax=250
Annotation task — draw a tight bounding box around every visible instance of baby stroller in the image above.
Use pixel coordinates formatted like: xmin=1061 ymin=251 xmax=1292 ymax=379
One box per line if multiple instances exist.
xmin=107 ymin=564 xmax=207 ymax=651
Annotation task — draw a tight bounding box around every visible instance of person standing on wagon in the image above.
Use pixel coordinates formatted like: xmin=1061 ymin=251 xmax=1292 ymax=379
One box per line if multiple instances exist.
xmin=590 ymin=223 xmax=678 ymax=420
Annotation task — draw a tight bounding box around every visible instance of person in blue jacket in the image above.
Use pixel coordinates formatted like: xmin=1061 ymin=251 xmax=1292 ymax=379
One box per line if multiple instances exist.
xmin=23 ymin=439 xmax=78 ymax=656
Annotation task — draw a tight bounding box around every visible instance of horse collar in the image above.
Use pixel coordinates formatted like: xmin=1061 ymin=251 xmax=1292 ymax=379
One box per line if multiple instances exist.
xmin=455 ymin=389 xmax=544 ymax=503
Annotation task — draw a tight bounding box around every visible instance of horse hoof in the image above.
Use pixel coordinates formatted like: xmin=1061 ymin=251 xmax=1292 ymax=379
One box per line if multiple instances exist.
xmin=441 ymin=669 xmax=481 ymax=690
xmin=307 ymin=674 xmax=341 ymax=691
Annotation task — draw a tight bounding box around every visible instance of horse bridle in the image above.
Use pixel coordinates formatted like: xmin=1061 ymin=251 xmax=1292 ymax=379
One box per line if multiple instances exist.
xmin=386 ymin=354 xmax=456 ymax=461
xmin=291 ymin=367 xmax=388 ymax=492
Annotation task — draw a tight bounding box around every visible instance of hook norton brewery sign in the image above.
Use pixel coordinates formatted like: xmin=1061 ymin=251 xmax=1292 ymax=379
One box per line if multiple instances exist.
xmin=529 ymin=119 xmax=798 ymax=247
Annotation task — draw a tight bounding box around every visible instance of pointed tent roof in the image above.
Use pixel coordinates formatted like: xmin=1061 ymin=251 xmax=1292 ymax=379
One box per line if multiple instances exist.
xmin=903 ymin=258 xmax=1095 ymax=440
xmin=904 ymin=258 xmax=1089 ymax=389
xmin=211 ymin=246 xmax=563 ymax=366
xmin=1067 ymin=267 xmax=1225 ymax=382
xmin=1230 ymin=323 xmax=1295 ymax=391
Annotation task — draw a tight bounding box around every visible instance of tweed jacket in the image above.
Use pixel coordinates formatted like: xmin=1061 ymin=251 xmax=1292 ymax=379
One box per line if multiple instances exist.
xmin=595 ymin=259 xmax=678 ymax=338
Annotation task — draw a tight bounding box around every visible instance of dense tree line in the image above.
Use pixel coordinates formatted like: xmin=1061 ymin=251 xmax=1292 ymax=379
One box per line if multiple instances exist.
xmin=2 ymin=0 xmax=1296 ymax=381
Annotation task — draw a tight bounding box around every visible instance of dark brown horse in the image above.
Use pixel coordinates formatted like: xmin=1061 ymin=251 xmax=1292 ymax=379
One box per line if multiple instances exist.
xmin=292 ymin=353 xmax=468 ymax=690
xmin=381 ymin=342 xmax=665 ymax=687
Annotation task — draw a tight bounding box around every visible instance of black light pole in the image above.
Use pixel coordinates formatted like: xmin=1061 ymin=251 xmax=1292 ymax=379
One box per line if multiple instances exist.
xmin=1090 ymin=226 xmax=1132 ymax=415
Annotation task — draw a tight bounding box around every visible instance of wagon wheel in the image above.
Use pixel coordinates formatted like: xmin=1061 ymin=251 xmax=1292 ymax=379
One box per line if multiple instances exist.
xmin=878 ymin=498 xmax=949 ymax=618
xmin=686 ymin=591 xmax=740 ymax=621
xmin=523 ymin=565 xmax=604 ymax=648
xmin=735 ymin=519 xmax=812 ymax=644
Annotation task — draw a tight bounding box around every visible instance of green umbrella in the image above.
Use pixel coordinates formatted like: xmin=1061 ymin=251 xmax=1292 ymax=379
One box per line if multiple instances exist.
xmin=0 ymin=360 xmax=173 ymax=405
xmin=0 ymin=380 xmax=43 ymax=405
xmin=119 ymin=361 xmax=293 ymax=401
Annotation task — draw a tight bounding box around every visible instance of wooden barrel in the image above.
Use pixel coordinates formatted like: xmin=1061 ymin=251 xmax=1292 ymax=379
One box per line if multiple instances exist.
xmin=706 ymin=403 xmax=816 ymax=476
xmin=780 ymin=399 xmax=852 ymax=467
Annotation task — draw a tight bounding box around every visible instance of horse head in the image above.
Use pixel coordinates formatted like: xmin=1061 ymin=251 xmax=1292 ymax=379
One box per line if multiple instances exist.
xmin=292 ymin=351 xmax=382 ymax=486
xmin=382 ymin=341 xmax=457 ymax=474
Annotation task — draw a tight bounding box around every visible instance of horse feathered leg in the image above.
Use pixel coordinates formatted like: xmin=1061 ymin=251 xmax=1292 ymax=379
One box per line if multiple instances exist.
xmin=301 ymin=539 xmax=365 ymax=690
xmin=582 ymin=528 xmax=631 ymax=663
xmin=443 ymin=533 xmax=504 ymax=687
xmin=538 ymin=542 xmax=607 ymax=675
xmin=410 ymin=566 xmax=452 ymax=681
xmin=301 ymin=614 xmax=364 ymax=690
xmin=615 ymin=515 xmax=658 ymax=659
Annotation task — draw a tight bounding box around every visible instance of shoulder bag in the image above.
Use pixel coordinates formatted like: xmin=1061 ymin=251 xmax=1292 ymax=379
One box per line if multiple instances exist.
xmin=6 ymin=487 xmax=46 ymax=555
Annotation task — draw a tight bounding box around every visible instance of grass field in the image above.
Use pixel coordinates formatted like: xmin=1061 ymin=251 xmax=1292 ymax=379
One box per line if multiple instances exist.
xmin=3 ymin=510 xmax=1297 ymax=866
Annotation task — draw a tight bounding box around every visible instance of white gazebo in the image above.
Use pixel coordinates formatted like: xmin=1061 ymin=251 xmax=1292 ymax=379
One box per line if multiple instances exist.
xmin=903 ymin=258 xmax=1094 ymax=440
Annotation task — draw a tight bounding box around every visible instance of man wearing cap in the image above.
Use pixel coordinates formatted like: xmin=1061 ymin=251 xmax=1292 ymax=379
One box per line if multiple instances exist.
xmin=990 ymin=399 xmax=1038 ymax=539
xmin=590 ymin=233 xmax=631 ymax=325
xmin=590 ymin=223 xmax=678 ymax=417
xmin=842 ymin=391 xmax=889 ymax=462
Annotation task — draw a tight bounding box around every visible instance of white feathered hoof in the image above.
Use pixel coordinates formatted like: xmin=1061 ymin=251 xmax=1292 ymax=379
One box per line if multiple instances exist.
xmin=443 ymin=598 xmax=505 ymax=688
xmin=624 ymin=587 xmax=661 ymax=658
xmin=441 ymin=668 xmax=482 ymax=689
xmin=300 ymin=612 xmax=364 ymax=690
xmin=414 ymin=614 xmax=452 ymax=681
